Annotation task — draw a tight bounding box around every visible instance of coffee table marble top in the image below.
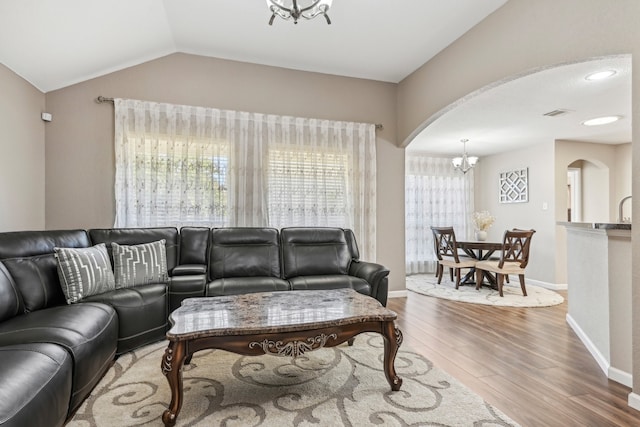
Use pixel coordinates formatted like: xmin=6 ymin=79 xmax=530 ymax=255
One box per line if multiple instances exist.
xmin=167 ymin=289 xmax=397 ymax=339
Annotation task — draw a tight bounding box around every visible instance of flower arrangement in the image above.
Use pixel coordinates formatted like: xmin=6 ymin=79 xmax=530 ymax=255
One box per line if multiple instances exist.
xmin=472 ymin=210 xmax=495 ymax=231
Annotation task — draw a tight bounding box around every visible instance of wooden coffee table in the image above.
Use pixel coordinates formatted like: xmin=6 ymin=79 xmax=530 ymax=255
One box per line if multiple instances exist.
xmin=160 ymin=288 xmax=403 ymax=426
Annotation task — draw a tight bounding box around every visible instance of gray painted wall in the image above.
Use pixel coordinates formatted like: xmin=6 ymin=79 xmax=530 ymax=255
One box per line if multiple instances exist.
xmin=0 ymin=63 xmax=45 ymax=231
xmin=474 ymin=141 xmax=556 ymax=284
xmin=43 ymin=53 xmax=406 ymax=292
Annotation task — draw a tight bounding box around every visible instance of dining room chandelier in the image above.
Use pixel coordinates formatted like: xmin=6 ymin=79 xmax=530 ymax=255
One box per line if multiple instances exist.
xmin=452 ymin=139 xmax=479 ymax=174
xmin=266 ymin=0 xmax=332 ymax=25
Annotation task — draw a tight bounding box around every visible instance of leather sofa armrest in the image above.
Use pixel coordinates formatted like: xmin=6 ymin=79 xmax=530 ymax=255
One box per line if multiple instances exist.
xmin=348 ymin=260 xmax=390 ymax=306
xmin=168 ymin=274 xmax=207 ymax=312
xmin=172 ymin=264 xmax=207 ymax=276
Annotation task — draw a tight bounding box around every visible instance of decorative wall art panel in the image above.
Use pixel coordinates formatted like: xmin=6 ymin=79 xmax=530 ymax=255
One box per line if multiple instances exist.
xmin=499 ymin=168 xmax=528 ymax=203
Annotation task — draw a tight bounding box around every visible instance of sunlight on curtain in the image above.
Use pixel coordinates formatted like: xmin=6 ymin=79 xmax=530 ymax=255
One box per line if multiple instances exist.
xmin=405 ymin=155 xmax=474 ymax=274
xmin=264 ymin=116 xmax=376 ymax=259
xmin=114 ymin=99 xmax=377 ymax=260
xmin=114 ymin=100 xmax=230 ymax=228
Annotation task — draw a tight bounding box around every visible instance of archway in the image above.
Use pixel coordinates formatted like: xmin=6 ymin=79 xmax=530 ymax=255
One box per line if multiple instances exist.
xmin=404 ymin=55 xmax=630 ymax=287
xmin=567 ymin=159 xmax=610 ymax=223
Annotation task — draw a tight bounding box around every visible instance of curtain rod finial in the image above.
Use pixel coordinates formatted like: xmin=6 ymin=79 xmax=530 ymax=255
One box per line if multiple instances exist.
xmin=95 ymin=96 xmax=114 ymax=104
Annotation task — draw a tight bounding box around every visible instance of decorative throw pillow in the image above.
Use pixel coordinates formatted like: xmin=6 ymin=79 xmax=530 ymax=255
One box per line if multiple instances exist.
xmin=54 ymin=243 xmax=116 ymax=304
xmin=112 ymin=239 xmax=169 ymax=288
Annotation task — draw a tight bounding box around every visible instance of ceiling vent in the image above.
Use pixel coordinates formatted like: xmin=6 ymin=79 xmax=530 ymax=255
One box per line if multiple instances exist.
xmin=543 ymin=109 xmax=572 ymax=117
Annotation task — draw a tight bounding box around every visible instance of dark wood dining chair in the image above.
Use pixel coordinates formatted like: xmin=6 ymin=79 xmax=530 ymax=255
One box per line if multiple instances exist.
xmin=430 ymin=226 xmax=477 ymax=289
xmin=474 ymin=228 xmax=536 ymax=297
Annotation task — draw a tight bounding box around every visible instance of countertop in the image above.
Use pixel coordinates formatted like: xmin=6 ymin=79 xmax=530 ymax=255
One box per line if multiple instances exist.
xmin=557 ymin=221 xmax=631 ymax=230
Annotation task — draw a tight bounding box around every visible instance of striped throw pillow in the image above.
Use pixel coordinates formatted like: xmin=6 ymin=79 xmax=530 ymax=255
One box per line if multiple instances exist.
xmin=112 ymin=239 xmax=169 ymax=288
xmin=55 ymin=243 xmax=116 ymax=304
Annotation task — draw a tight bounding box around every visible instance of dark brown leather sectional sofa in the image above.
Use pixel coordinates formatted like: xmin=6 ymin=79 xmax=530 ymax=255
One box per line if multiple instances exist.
xmin=0 ymin=226 xmax=389 ymax=427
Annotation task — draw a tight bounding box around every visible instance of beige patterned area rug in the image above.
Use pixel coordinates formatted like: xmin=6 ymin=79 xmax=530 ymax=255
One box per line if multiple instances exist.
xmin=68 ymin=334 xmax=518 ymax=427
xmin=407 ymin=274 xmax=564 ymax=308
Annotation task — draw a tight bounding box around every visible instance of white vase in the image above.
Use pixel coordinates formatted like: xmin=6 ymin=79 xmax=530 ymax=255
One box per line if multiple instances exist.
xmin=475 ymin=230 xmax=487 ymax=241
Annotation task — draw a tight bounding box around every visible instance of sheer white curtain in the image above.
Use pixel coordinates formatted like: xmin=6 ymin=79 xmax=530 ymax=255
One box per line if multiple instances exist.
xmin=405 ymin=154 xmax=474 ymax=274
xmin=114 ymin=99 xmax=377 ymax=259
xmin=114 ymin=99 xmax=232 ymax=228
xmin=265 ymin=116 xmax=376 ymax=258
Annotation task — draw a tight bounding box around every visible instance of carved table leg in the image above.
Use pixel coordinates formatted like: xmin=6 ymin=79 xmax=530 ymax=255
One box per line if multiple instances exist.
xmin=161 ymin=340 xmax=187 ymax=427
xmin=381 ymin=321 xmax=403 ymax=391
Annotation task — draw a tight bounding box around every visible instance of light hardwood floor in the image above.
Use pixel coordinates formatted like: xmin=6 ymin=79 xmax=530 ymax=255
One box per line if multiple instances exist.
xmin=386 ymin=290 xmax=640 ymax=427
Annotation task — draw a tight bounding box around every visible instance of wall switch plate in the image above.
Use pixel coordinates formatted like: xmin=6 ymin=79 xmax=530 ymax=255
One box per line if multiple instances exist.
xmin=542 ymin=202 xmax=548 ymax=210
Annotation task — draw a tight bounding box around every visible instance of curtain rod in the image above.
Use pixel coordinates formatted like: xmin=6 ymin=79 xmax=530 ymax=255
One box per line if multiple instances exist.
xmin=95 ymin=96 xmax=383 ymax=130
xmin=95 ymin=96 xmax=113 ymax=103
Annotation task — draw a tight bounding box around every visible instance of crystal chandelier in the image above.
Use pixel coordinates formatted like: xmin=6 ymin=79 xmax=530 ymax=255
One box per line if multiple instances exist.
xmin=266 ymin=0 xmax=332 ymax=25
xmin=452 ymin=139 xmax=479 ymax=174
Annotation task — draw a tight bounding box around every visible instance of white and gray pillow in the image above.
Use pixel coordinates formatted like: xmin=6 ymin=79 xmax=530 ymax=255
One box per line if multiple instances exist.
xmin=112 ymin=239 xmax=169 ymax=288
xmin=55 ymin=243 xmax=116 ymax=304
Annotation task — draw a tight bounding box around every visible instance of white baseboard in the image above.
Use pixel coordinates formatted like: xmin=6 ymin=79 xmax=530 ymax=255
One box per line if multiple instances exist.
xmin=566 ymin=313 xmax=633 ymax=387
xmin=610 ymin=366 xmax=633 ymax=388
xmin=510 ymin=275 xmax=567 ymax=290
xmin=388 ymin=290 xmax=408 ymax=299
xmin=628 ymin=392 xmax=640 ymax=411
xmin=566 ymin=313 xmax=610 ymax=377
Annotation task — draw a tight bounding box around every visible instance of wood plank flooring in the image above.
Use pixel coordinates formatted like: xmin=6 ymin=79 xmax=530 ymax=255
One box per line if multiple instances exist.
xmin=386 ymin=289 xmax=640 ymax=426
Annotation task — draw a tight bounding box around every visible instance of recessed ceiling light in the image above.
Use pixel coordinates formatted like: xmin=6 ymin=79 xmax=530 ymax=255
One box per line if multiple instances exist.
xmin=585 ymin=70 xmax=617 ymax=81
xmin=582 ymin=116 xmax=621 ymax=126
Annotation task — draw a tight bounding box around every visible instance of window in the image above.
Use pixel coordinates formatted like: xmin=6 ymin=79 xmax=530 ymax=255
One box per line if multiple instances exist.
xmin=119 ymin=132 xmax=229 ymax=227
xmin=267 ymin=146 xmax=350 ymax=228
xmin=405 ymin=155 xmax=474 ymax=274
xmin=114 ymin=99 xmax=377 ymax=259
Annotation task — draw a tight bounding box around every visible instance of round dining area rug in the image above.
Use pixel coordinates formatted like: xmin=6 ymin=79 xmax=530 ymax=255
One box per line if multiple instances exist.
xmin=406 ymin=274 xmax=564 ymax=307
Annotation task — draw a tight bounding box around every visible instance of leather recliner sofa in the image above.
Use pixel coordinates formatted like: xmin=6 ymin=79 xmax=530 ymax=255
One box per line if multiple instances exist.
xmin=206 ymin=227 xmax=389 ymax=305
xmin=0 ymin=226 xmax=388 ymax=427
xmin=0 ymin=230 xmax=119 ymax=427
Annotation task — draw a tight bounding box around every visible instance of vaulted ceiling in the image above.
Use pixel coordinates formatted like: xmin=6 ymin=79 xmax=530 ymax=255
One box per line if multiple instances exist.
xmin=0 ymin=0 xmax=506 ymax=92
xmin=1 ymin=1 xmax=630 ymax=154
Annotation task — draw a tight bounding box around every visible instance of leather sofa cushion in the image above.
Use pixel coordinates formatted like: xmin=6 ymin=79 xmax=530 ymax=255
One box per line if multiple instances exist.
xmin=0 ymin=343 xmax=72 ymax=427
xmin=0 ymin=230 xmax=91 ymax=312
xmin=2 ymin=255 xmax=66 ymax=312
xmin=344 ymin=229 xmax=360 ymax=260
xmin=179 ymin=227 xmax=210 ymax=265
xmin=0 ymin=302 xmax=118 ymax=412
xmin=89 ymin=227 xmax=179 ymax=272
xmin=0 ymin=229 xmax=89 ymax=260
xmin=210 ymin=228 xmax=281 ymax=280
xmin=280 ymin=227 xmax=351 ymax=278
xmin=0 ymin=262 xmax=23 ymax=322
xmin=206 ymin=277 xmax=290 ymax=296
xmin=84 ymin=284 xmax=168 ymax=354
xmin=288 ymin=275 xmax=371 ymax=295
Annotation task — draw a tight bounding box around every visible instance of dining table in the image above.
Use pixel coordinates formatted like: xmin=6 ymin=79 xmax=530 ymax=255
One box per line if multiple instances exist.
xmin=456 ymin=240 xmax=504 ymax=287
